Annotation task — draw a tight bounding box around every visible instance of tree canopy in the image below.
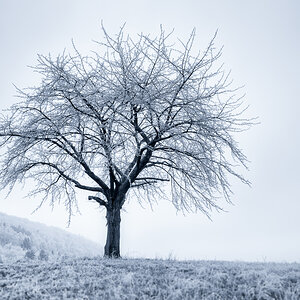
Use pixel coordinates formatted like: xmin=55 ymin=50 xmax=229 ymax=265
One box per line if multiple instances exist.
xmin=0 ymin=26 xmax=253 ymax=257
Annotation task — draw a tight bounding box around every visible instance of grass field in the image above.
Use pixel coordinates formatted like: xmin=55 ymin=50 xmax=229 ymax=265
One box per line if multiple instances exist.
xmin=1 ymin=257 xmax=299 ymax=299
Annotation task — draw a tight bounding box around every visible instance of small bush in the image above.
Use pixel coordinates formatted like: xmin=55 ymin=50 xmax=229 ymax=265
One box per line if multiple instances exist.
xmin=24 ymin=250 xmax=35 ymax=260
xmin=38 ymin=249 xmax=48 ymax=261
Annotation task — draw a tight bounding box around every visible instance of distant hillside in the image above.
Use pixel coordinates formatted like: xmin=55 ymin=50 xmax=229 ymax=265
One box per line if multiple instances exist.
xmin=0 ymin=212 xmax=102 ymax=263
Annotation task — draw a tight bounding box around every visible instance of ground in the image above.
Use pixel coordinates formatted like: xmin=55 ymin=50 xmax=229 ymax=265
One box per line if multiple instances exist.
xmin=1 ymin=257 xmax=300 ymax=299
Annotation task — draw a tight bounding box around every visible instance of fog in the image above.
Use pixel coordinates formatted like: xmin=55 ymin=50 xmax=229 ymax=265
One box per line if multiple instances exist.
xmin=0 ymin=0 xmax=299 ymax=262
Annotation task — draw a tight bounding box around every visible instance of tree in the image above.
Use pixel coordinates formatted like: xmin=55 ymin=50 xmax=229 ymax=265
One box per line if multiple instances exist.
xmin=38 ymin=249 xmax=49 ymax=261
xmin=21 ymin=237 xmax=32 ymax=250
xmin=0 ymin=26 xmax=252 ymax=258
xmin=25 ymin=249 xmax=35 ymax=260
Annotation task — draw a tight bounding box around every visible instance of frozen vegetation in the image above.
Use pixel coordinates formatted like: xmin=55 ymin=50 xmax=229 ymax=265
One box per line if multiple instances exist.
xmin=0 ymin=212 xmax=101 ymax=263
xmin=0 ymin=257 xmax=299 ymax=299
xmin=0 ymin=213 xmax=299 ymax=298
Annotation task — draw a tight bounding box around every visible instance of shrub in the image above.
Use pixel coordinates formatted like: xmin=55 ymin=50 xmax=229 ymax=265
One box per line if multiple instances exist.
xmin=25 ymin=250 xmax=35 ymax=260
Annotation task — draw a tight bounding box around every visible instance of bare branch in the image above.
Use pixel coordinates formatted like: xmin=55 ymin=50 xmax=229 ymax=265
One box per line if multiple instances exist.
xmin=0 ymin=25 xmax=254 ymax=219
xmin=88 ymin=196 xmax=107 ymax=207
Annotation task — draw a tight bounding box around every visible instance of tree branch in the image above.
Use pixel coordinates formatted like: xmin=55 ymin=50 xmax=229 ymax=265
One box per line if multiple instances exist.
xmin=88 ymin=196 xmax=107 ymax=207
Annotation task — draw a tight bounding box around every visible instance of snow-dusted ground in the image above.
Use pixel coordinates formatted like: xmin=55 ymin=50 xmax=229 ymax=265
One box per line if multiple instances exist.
xmin=1 ymin=257 xmax=299 ymax=299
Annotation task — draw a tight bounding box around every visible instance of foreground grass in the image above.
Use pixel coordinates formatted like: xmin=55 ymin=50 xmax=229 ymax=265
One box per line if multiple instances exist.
xmin=0 ymin=257 xmax=300 ymax=299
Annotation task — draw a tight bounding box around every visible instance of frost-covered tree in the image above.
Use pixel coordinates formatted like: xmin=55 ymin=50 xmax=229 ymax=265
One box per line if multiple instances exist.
xmin=0 ymin=26 xmax=253 ymax=257
xmin=38 ymin=249 xmax=49 ymax=261
xmin=21 ymin=237 xmax=32 ymax=250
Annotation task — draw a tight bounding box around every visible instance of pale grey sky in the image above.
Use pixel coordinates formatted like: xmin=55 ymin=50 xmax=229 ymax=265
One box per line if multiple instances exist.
xmin=0 ymin=0 xmax=299 ymax=262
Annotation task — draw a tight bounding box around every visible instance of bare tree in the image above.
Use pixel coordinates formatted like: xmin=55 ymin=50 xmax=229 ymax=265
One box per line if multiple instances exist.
xmin=0 ymin=26 xmax=253 ymax=258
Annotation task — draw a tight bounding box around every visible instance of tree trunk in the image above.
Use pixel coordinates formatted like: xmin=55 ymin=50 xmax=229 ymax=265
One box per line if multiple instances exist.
xmin=104 ymin=207 xmax=121 ymax=258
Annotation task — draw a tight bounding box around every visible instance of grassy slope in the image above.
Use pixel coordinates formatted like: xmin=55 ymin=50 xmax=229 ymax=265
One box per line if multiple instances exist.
xmin=1 ymin=257 xmax=299 ymax=299
xmin=0 ymin=212 xmax=101 ymax=263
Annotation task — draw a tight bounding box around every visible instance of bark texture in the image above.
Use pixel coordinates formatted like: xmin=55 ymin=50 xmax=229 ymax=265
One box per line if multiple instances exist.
xmin=104 ymin=207 xmax=121 ymax=258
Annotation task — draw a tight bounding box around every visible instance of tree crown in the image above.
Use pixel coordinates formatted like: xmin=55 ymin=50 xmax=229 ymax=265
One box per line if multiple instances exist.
xmin=0 ymin=26 xmax=253 ymax=218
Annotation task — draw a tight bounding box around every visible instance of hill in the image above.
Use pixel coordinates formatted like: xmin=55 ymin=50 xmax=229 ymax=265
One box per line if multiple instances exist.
xmin=0 ymin=257 xmax=299 ymax=299
xmin=0 ymin=212 xmax=101 ymax=263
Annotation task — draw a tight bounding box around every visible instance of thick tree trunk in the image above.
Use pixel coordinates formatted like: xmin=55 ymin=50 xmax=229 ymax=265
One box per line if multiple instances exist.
xmin=104 ymin=207 xmax=121 ymax=258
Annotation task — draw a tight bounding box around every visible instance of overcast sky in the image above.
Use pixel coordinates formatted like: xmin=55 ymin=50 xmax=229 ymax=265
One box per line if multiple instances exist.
xmin=0 ymin=0 xmax=299 ymax=262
